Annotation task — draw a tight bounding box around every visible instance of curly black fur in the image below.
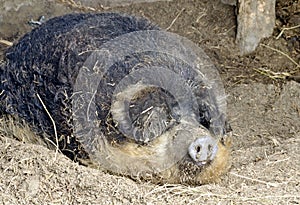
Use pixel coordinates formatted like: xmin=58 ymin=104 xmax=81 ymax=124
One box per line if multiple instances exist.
xmin=0 ymin=13 xmax=225 ymax=162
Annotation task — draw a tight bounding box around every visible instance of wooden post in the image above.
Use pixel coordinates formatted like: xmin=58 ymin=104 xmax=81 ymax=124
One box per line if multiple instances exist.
xmin=236 ymin=0 xmax=276 ymax=54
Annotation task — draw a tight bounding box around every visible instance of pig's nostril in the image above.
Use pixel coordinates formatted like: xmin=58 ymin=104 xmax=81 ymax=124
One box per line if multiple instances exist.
xmin=196 ymin=145 xmax=201 ymax=153
xmin=208 ymin=144 xmax=212 ymax=152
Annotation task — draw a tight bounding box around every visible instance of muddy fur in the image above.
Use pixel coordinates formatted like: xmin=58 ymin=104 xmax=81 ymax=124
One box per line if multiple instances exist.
xmin=0 ymin=13 xmax=231 ymax=185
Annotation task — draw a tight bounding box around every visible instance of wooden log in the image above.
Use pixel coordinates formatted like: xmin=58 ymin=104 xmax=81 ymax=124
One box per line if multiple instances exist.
xmin=236 ymin=0 xmax=276 ymax=54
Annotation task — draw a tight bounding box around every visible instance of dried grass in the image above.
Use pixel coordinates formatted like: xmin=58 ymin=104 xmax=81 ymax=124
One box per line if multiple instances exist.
xmin=260 ymin=43 xmax=300 ymax=68
xmin=1 ymin=134 xmax=298 ymax=204
xmin=166 ymin=8 xmax=185 ymax=31
xmin=0 ymin=39 xmax=13 ymax=47
xmin=276 ymin=24 xmax=300 ymax=39
xmin=57 ymin=0 xmax=103 ymax=11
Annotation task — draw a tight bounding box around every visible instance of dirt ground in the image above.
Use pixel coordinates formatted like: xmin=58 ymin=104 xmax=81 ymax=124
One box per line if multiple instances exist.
xmin=0 ymin=0 xmax=299 ymax=204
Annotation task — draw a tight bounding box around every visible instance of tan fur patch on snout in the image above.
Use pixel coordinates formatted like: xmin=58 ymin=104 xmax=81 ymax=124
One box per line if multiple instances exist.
xmin=194 ymin=136 xmax=232 ymax=184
